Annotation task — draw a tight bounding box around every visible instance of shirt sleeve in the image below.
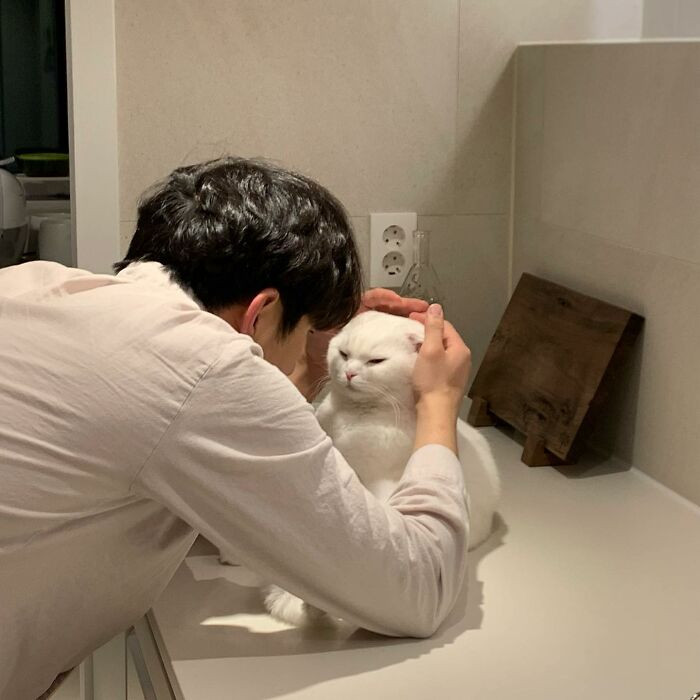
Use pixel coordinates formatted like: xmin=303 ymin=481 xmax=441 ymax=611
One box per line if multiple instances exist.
xmin=131 ymin=342 xmax=469 ymax=638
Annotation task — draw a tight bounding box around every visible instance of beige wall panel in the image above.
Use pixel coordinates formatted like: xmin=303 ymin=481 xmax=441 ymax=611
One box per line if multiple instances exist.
xmin=514 ymin=43 xmax=700 ymax=505
xmin=456 ymin=0 xmax=642 ymax=215
xmin=540 ymin=43 xmax=700 ymax=265
xmin=116 ymin=0 xmax=459 ymax=221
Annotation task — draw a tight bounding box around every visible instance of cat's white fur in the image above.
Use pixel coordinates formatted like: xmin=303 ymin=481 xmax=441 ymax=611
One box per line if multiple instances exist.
xmin=264 ymin=311 xmax=501 ymax=627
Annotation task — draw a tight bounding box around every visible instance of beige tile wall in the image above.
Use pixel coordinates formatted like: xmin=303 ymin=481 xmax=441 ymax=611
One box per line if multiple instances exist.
xmin=456 ymin=0 xmax=642 ymax=215
xmin=451 ymin=0 xmax=639 ymax=362
xmin=513 ymin=43 xmax=700 ymax=505
xmin=115 ymin=0 xmax=514 ymax=368
xmin=114 ymin=5 xmax=700 ymax=503
xmin=116 ymin=3 xmax=672 ymax=444
xmin=115 ymin=1 xmax=641 ymax=371
xmin=643 ymin=0 xmax=700 ymax=37
xmin=116 ymin=0 xmax=461 ymax=221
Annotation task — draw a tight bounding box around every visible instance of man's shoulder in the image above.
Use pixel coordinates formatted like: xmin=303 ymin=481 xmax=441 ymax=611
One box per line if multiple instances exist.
xmin=61 ymin=263 xmax=263 ymax=394
xmin=90 ymin=261 xmax=262 ymax=369
xmin=103 ymin=291 xmax=260 ymax=379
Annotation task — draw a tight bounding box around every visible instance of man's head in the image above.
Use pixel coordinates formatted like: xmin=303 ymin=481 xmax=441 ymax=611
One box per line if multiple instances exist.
xmin=115 ymin=157 xmax=363 ymax=372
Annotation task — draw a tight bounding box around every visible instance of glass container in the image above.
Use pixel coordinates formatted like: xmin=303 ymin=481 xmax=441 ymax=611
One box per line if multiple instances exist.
xmin=399 ymin=229 xmax=444 ymax=305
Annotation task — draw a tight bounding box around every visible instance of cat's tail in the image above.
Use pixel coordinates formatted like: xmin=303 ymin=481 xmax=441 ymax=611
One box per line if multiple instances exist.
xmin=263 ymin=585 xmax=334 ymax=628
xmin=458 ymin=424 xmax=502 ymax=551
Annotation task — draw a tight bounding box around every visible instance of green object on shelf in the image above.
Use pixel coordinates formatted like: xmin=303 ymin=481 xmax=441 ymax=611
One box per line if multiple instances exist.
xmin=15 ymin=153 xmax=69 ymax=177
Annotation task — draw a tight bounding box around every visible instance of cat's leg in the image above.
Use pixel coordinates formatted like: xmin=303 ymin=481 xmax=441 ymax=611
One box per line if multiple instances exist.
xmin=263 ymin=584 xmax=304 ymax=625
xmin=263 ymin=585 xmax=333 ymax=627
xmin=218 ymin=550 xmax=238 ymax=566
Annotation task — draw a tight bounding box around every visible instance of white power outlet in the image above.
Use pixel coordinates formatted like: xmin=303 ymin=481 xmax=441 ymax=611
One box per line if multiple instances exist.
xmin=369 ymin=212 xmax=417 ymax=287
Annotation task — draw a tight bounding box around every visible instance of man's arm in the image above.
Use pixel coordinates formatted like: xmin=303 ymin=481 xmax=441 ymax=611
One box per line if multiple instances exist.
xmin=411 ymin=304 xmax=471 ymax=455
xmin=131 ymin=339 xmax=468 ymax=638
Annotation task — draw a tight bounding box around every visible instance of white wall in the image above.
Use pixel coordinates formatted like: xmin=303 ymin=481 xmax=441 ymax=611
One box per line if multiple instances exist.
xmin=65 ymin=0 xmax=120 ymax=273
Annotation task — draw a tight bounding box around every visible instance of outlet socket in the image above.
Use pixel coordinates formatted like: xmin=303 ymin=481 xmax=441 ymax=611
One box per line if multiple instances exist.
xmin=369 ymin=212 xmax=417 ymax=287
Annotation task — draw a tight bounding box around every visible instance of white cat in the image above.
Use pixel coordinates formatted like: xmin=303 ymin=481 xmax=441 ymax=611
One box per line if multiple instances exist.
xmin=264 ymin=310 xmax=501 ymax=627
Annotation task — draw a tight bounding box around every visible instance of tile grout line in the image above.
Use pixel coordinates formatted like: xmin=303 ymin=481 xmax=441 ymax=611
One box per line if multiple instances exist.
xmin=540 ymin=220 xmax=700 ymax=272
xmin=454 ymin=0 xmax=461 ymax=217
xmin=507 ymin=50 xmax=519 ymax=297
xmin=518 ymin=37 xmax=700 ymax=46
xmin=350 ymin=213 xmax=506 ymax=220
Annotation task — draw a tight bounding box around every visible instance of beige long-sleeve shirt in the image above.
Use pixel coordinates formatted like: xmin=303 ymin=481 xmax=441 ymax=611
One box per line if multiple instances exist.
xmin=0 ymin=261 xmax=468 ymax=699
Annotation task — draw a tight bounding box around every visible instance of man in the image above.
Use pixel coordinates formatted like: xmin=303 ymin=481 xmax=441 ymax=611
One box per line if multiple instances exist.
xmin=0 ymin=157 xmax=471 ymax=699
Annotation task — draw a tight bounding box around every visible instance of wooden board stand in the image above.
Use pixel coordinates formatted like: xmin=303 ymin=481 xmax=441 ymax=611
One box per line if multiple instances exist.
xmin=468 ymin=274 xmax=643 ymax=467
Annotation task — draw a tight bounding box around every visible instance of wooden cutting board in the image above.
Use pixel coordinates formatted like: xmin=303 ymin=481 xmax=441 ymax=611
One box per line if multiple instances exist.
xmin=468 ymin=273 xmax=644 ymax=467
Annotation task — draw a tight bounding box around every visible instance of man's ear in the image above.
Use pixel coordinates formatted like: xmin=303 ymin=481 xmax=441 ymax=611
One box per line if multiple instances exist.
xmin=240 ymin=289 xmax=280 ymax=335
xmin=408 ymin=332 xmax=423 ymax=353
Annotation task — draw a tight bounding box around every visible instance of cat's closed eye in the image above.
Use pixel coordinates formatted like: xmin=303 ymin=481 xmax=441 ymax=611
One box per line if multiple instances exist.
xmin=367 ymin=358 xmax=386 ymax=365
xmin=339 ymin=350 xmax=349 ymax=360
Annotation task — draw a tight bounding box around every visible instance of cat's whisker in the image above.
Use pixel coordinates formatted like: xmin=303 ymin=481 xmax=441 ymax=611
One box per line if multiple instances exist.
xmin=363 ymin=383 xmax=402 ymax=427
xmin=309 ymin=373 xmax=330 ymax=397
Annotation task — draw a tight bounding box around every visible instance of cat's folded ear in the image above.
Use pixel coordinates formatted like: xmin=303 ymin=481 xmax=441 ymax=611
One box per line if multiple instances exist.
xmin=408 ymin=333 xmax=423 ymax=353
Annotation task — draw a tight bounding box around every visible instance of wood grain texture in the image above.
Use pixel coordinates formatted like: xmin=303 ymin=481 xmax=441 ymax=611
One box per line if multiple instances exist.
xmin=468 ymin=274 xmax=644 ymax=465
xmin=467 ymin=396 xmax=496 ymax=427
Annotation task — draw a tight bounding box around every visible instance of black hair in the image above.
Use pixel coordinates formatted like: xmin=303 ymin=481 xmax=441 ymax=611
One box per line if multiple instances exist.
xmin=114 ymin=157 xmax=363 ymax=334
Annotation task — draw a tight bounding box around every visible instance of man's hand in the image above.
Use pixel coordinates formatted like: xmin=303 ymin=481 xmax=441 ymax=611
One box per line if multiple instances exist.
xmin=410 ymin=305 xmax=471 ymax=410
xmin=410 ymin=304 xmax=471 ymax=454
xmin=360 ymin=288 xmax=429 ymax=317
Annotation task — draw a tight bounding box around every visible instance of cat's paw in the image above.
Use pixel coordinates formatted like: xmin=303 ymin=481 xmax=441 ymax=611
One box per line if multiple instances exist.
xmin=263 ymin=585 xmax=334 ymax=628
xmin=263 ymin=585 xmax=305 ymax=626
xmin=217 ymin=552 xmax=238 ymax=566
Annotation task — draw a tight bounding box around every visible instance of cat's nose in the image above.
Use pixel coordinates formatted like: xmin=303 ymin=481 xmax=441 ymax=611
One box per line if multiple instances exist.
xmin=345 ymin=371 xmax=357 ymax=382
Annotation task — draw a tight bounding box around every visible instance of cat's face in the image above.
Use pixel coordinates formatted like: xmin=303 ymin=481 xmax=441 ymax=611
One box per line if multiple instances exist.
xmin=327 ymin=311 xmax=424 ymax=405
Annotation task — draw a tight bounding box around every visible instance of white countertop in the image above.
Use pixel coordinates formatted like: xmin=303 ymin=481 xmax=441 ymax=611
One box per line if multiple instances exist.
xmin=149 ymin=426 xmax=700 ymax=700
